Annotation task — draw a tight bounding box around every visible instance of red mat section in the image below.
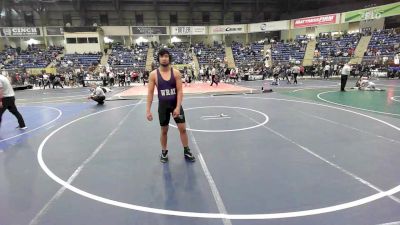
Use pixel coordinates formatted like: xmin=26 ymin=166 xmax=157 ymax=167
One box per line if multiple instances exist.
xmin=117 ymin=83 xmax=255 ymax=97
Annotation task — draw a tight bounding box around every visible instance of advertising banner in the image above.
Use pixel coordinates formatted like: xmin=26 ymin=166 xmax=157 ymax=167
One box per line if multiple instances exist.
xmin=131 ymin=26 xmax=168 ymax=35
xmin=171 ymin=26 xmax=207 ymax=35
xmin=248 ymin=20 xmax=290 ymax=33
xmin=343 ymin=2 xmax=400 ymax=23
xmin=0 ymin=27 xmax=41 ymax=37
xmin=209 ymin=24 xmax=246 ymax=34
xmin=293 ymin=14 xmax=339 ymax=28
xmin=191 ymin=26 xmax=207 ymax=35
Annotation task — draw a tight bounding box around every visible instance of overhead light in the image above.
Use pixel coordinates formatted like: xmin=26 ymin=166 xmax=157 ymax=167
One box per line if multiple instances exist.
xmin=136 ymin=36 xmax=148 ymax=43
xmin=104 ymin=37 xmax=113 ymax=43
xmin=171 ymin=36 xmax=181 ymax=43
xmin=26 ymin=38 xmax=40 ymax=45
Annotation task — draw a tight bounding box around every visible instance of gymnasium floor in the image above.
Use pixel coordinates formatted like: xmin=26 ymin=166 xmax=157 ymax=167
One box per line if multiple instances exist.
xmin=1 ymin=78 xmax=400 ymax=225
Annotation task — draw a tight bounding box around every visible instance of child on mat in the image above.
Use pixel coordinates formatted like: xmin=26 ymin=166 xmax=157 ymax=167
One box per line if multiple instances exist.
xmin=355 ymin=77 xmax=384 ymax=91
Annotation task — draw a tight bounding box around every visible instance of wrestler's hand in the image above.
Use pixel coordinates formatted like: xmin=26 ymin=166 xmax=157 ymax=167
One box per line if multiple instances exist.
xmin=173 ymin=107 xmax=180 ymax=118
xmin=146 ymin=111 xmax=153 ymax=121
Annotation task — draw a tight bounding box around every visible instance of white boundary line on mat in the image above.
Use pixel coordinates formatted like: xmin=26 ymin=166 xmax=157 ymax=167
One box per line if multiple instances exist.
xmin=36 ymin=96 xmax=400 ymax=220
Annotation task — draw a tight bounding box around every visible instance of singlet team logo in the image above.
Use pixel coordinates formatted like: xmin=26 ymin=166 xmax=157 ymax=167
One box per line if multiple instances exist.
xmin=160 ymin=88 xmax=176 ymax=97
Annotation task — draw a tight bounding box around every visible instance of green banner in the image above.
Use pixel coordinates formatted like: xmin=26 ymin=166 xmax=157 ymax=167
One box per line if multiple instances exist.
xmin=343 ymin=2 xmax=400 ymax=23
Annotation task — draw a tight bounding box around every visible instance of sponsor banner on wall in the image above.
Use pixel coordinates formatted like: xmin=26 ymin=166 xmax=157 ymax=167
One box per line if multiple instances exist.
xmin=191 ymin=26 xmax=207 ymax=35
xmin=131 ymin=26 xmax=168 ymax=35
xmin=171 ymin=26 xmax=207 ymax=35
xmin=209 ymin=24 xmax=246 ymax=34
xmin=46 ymin=27 xmax=64 ymax=36
xmin=248 ymin=20 xmax=290 ymax=33
xmin=343 ymin=2 xmax=400 ymax=23
xmin=0 ymin=27 xmax=41 ymax=37
xmin=293 ymin=14 xmax=339 ymax=28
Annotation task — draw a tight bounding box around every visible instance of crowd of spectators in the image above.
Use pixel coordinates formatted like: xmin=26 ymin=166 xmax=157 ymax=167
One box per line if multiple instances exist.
xmin=314 ymin=32 xmax=360 ymax=60
xmin=153 ymin=42 xmax=193 ymax=65
xmin=1 ymin=45 xmax=63 ymax=69
xmin=108 ymin=43 xmax=148 ymax=69
xmin=365 ymin=29 xmax=399 ymax=56
xmin=271 ymin=36 xmax=308 ymax=64
xmin=231 ymin=41 xmax=264 ymax=68
xmin=194 ymin=42 xmax=225 ymax=67
xmin=59 ymin=52 xmax=102 ymax=69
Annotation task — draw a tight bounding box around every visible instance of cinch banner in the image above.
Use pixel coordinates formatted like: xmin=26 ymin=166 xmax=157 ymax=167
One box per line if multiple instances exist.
xmin=343 ymin=2 xmax=400 ymax=23
xmin=293 ymin=14 xmax=339 ymax=28
xmin=0 ymin=27 xmax=41 ymax=37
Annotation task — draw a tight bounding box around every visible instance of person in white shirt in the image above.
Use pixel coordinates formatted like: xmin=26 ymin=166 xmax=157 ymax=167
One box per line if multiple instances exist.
xmin=0 ymin=74 xmax=26 ymax=129
xmin=324 ymin=64 xmax=330 ymax=79
xmin=88 ymin=83 xmax=106 ymax=105
xmin=210 ymin=67 xmax=218 ymax=86
xmin=199 ymin=67 xmax=206 ymax=83
xmin=340 ymin=63 xmax=351 ymax=91
xmin=42 ymin=73 xmax=51 ymax=89
xmin=291 ymin=64 xmax=301 ymax=84
xmin=99 ymin=71 xmax=106 ymax=86
xmin=109 ymin=71 xmax=115 ymax=87
xmin=333 ymin=64 xmax=338 ymax=76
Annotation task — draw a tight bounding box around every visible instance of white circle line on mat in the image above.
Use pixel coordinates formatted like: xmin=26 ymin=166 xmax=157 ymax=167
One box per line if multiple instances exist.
xmin=169 ymin=106 xmax=269 ymax=132
xmin=37 ymin=96 xmax=400 ymax=219
xmin=317 ymin=90 xmax=400 ymax=117
xmin=1 ymin=106 xmax=62 ymax=143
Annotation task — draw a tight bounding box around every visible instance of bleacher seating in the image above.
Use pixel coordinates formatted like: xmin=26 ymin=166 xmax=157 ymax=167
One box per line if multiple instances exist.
xmin=232 ymin=41 xmax=263 ymax=67
xmin=108 ymin=43 xmax=148 ymax=69
xmin=363 ymin=29 xmax=400 ymax=63
xmin=271 ymin=36 xmax=308 ymax=63
xmin=0 ymin=47 xmax=16 ymax=66
xmin=194 ymin=42 xmax=225 ymax=66
xmin=3 ymin=45 xmax=63 ymax=69
xmin=61 ymin=53 xmax=102 ymax=68
xmin=314 ymin=33 xmax=360 ymax=60
xmin=153 ymin=43 xmax=192 ymax=65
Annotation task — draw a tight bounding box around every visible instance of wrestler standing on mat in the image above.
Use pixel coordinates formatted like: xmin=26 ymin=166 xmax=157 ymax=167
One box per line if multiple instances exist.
xmin=146 ymin=49 xmax=195 ymax=163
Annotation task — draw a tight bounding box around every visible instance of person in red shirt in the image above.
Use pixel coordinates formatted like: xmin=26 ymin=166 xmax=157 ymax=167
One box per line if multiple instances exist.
xmin=131 ymin=71 xmax=139 ymax=83
xmin=300 ymin=66 xmax=305 ymax=77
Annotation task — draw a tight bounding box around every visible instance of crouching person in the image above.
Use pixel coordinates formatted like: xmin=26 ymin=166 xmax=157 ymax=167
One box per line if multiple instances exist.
xmin=88 ymin=83 xmax=106 ymax=105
